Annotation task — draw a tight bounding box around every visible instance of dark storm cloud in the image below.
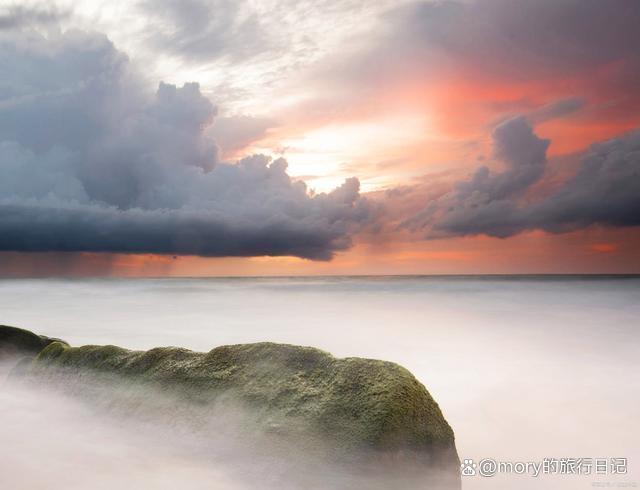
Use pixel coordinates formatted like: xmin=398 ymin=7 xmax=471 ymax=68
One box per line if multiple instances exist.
xmin=0 ymin=28 xmax=369 ymax=260
xmin=455 ymin=117 xmax=549 ymax=202
xmin=0 ymin=170 xmax=367 ymax=260
xmin=401 ymin=117 xmax=550 ymax=238
xmin=531 ymin=132 xmax=640 ymax=233
xmin=403 ymin=118 xmax=640 ymax=239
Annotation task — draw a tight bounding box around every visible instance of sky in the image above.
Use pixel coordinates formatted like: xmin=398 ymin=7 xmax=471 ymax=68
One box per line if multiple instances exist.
xmin=0 ymin=0 xmax=639 ymax=276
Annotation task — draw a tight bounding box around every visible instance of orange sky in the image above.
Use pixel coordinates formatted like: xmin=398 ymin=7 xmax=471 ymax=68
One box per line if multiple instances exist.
xmin=1 ymin=0 xmax=639 ymax=276
xmin=3 ymin=52 xmax=639 ymax=276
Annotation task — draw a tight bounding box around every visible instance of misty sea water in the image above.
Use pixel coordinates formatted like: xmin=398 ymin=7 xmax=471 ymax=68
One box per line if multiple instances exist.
xmin=0 ymin=275 xmax=638 ymax=489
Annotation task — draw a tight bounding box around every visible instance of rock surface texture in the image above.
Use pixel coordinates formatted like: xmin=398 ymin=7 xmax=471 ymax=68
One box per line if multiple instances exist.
xmin=0 ymin=325 xmax=68 ymax=361
xmin=1 ymin=325 xmax=461 ymax=487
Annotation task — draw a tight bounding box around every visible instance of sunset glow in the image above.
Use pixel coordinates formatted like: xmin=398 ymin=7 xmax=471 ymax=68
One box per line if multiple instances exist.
xmin=0 ymin=0 xmax=639 ymax=275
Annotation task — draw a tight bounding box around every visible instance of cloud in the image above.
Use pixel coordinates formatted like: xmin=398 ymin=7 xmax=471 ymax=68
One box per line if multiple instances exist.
xmin=528 ymin=97 xmax=586 ymax=125
xmin=208 ymin=114 xmax=277 ymax=157
xmin=138 ymin=0 xmax=273 ymax=62
xmin=0 ymin=4 xmax=67 ymax=30
xmin=0 ymin=27 xmax=369 ymax=260
xmin=456 ymin=117 xmax=550 ymax=202
xmin=531 ymin=131 xmax=640 ymax=232
xmin=403 ymin=118 xmax=640 ymax=238
xmin=401 ymin=116 xmax=550 ymax=238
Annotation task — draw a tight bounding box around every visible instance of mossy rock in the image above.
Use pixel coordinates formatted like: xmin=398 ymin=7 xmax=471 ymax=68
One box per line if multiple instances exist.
xmin=6 ymin=326 xmax=460 ymax=483
xmin=0 ymin=325 xmax=68 ymax=361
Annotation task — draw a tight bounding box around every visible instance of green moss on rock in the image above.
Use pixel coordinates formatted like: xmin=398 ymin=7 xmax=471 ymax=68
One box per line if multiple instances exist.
xmin=0 ymin=325 xmax=68 ymax=361
xmin=35 ymin=340 xmax=456 ymax=453
xmin=6 ymin=326 xmax=460 ymax=481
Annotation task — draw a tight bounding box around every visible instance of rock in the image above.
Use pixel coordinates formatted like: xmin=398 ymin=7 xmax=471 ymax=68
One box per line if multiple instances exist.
xmin=5 ymin=326 xmax=461 ymax=486
xmin=0 ymin=325 xmax=68 ymax=362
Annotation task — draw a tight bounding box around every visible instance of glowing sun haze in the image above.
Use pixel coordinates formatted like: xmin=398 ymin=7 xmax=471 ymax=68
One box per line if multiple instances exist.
xmin=0 ymin=0 xmax=639 ymax=276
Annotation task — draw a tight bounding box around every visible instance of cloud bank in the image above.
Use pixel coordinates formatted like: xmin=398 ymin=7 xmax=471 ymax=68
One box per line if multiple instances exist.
xmin=404 ymin=117 xmax=640 ymax=238
xmin=0 ymin=28 xmax=369 ymax=260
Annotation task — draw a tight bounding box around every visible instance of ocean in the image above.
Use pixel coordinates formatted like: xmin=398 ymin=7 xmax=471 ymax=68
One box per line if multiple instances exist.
xmin=1 ymin=276 xmax=638 ymax=489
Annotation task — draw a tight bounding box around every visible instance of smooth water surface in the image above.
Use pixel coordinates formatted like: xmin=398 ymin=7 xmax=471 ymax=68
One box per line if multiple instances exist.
xmin=1 ymin=276 xmax=638 ymax=489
